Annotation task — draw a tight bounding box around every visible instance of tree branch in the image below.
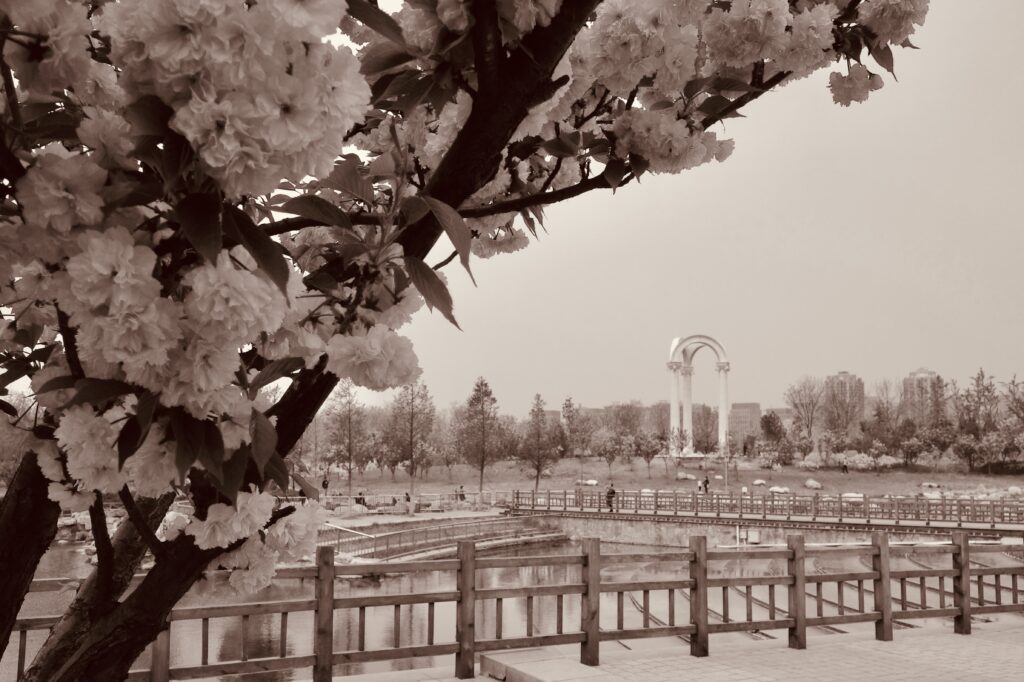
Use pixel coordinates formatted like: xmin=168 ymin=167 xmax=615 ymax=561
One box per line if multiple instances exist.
xmin=700 ymin=69 xmax=790 ymax=129
xmin=432 ymin=249 xmax=458 ymax=270
xmin=461 ymin=171 xmax=634 ymax=218
xmin=117 ymin=486 xmax=166 ymax=560
xmin=55 ymin=307 xmax=85 ymax=379
xmin=0 ymin=20 xmax=22 ymax=131
xmin=87 ymin=495 xmax=115 ymax=613
xmin=263 ymin=212 xmax=381 ymax=237
xmin=470 ymin=0 xmax=505 ymax=96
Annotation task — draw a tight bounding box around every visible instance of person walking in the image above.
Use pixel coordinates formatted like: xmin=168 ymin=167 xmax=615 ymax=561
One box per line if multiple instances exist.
xmin=605 ymin=483 xmax=616 ymax=512
xmin=702 ymin=476 xmax=710 ymax=494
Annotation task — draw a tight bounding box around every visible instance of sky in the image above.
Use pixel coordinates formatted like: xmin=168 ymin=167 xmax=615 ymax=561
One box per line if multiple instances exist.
xmin=358 ymin=1 xmax=1024 ymax=417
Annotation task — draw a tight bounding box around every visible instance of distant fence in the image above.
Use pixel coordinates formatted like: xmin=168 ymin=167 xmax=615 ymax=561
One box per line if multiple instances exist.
xmin=280 ymin=490 xmax=515 ymax=510
xmin=10 ymin=532 xmax=1023 ymax=680
xmin=317 ymin=517 xmax=540 ymax=558
xmin=512 ymin=489 xmax=1024 ymax=526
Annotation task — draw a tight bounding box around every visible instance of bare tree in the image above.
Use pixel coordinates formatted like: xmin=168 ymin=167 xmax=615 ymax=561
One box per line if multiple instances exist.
xmin=785 ymin=377 xmax=824 ymax=439
xmin=324 ymin=380 xmax=368 ymax=497
xmin=383 ymin=381 xmax=436 ymax=512
xmin=823 ymin=382 xmax=861 ymax=436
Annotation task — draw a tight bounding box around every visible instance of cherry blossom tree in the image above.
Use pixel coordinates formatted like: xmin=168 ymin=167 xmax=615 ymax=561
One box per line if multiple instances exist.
xmin=0 ymin=0 xmax=930 ymax=677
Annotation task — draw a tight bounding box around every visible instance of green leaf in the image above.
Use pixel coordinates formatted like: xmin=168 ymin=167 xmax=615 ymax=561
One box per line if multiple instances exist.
xmin=169 ymin=409 xmax=204 ymax=482
xmin=628 ymin=153 xmax=650 ymax=178
xmin=870 ymin=43 xmax=896 ymax=76
xmin=35 ymin=375 xmax=78 ymax=394
xmin=250 ymin=358 xmax=304 ymax=394
xmin=65 ymin=379 xmax=135 ymax=408
xmin=280 ymin=195 xmax=352 ymax=229
xmin=400 ymin=196 xmax=431 ymax=226
xmin=697 ymin=94 xmax=733 ymax=117
xmin=222 ymin=206 xmax=290 ymax=295
xmin=249 ymin=409 xmax=278 ymax=476
xmin=422 ymin=196 xmax=475 ymax=283
xmin=0 ymin=363 xmax=29 ymax=390
xmin=117 ymin=418 xmax=143 ymax=469
xmin=683 ymin=76 xmax=712 ymax=99
xmin=0 ymin=400 xmax=17 ymax=418
xmin=322 ymin=158 xmax=376 ymax=205
xmin=540 ymin=132 xmax=580 ymax=158
xmin=196 ymin=420 xmax=225 ymax=484
xmin=405 ymin=255 xmax=460 ymax=328
xmin=347 ymin=0 xmax=409 ymax=48
xmin=124 ymin=96 xmax=173 ymax=137
xmin=176 ymin=194 xmax=223 ymax=264
xmin=218 ymin=446 xmax=250 ymax=504
xmin=360 ymin=41 xmax=417 ymax=78
xmin=264 ymin=452 xmax=290 ymax=492
xmin=602 ymin=158 xmax=627 ymax=189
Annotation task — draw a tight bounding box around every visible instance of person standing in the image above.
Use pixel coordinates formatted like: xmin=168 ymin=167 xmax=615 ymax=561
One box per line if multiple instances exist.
xmin=702 ymin=476 xmax=710 ymax=494
xmin=605 ymin=483 xmax=616 ymax=512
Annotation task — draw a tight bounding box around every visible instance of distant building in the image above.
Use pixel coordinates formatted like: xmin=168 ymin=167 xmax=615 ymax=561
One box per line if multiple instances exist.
xmin=729 ymin=403 xmax=762 ymax=442
xmin=765 ymin=407 xmax=795 ymax=431
xmin=824 ymin=371 xmax=866 ymax=432
xmin=903 ymin=368 xmax=937 ymax=425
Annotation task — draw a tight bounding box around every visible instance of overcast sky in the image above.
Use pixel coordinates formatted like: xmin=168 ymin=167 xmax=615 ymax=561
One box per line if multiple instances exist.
xmin=362 ymin=0 xmax=1024 ymax=417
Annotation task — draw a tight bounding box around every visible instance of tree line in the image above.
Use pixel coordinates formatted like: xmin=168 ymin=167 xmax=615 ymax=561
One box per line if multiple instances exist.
xmin=774 ymin=370 xmax=1024 ymax=472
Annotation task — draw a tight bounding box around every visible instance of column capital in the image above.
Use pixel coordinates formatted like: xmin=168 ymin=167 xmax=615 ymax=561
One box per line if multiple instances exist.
xmin=667 ymin=361 xmax=682 ymax=371
xmin=679 ymin=365 xmax=694 ymax=376
xmin=716 ymin=361 xmax=731 ymax=372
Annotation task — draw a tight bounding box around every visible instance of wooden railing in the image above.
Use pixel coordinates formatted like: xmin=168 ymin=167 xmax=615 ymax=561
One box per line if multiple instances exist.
xmin=512 ymin=489 xmax=1024 ymax=526
xmin=282 ymin=490 xmax=515 ymax=510
xmin=9 ymin=531 xmax=1022 ymax=681
xmin=318 ymin=517 xmax=540 ymax=557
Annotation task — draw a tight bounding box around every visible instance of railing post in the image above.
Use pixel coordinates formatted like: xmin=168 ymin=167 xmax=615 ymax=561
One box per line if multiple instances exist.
xmin=952 ymin=532 xmax=971 ymax=635
xmin=455 ymin=541 xmax=477 ymax=678
xmin=871 ymin=532 xmax=893 ymax=641
xmin=811 ymin=493 xmax=818 ymax=520
xmin=314 ymin=545 xmax=335 ymax=682
xmin=688 ymin=535 xmax=709 ymax=657
xmin=150 ymin=622 xmax=171 ymax=682
xmin=581 ymin=538 xmax=601 ymax=666
xmin=787 ymin=535 xmax=807 ymax=649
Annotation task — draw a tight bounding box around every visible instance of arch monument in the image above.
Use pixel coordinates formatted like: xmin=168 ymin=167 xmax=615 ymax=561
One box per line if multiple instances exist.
xmin=667 ymin=335 xmax=729 ymax=455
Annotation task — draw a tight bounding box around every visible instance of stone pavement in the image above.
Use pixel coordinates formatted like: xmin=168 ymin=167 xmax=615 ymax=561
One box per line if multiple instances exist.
xmin=479 ymin=620 xmax=1024 ymax=682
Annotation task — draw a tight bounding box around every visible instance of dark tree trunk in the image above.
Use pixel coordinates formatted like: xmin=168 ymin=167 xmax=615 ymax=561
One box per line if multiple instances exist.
xmin=35 ymin=532 xmax=222 ymax=681
xmin=24 ymin=493 xmax=173 ymax=682
xmin=0 ymin=451 xmax=60 ymax=654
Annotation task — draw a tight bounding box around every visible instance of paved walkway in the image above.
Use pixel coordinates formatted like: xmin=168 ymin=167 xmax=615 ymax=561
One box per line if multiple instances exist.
xmin=479 ymin=620 xmax=1024 ymax=682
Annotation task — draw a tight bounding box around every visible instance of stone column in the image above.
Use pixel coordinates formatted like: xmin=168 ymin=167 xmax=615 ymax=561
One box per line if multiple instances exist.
xmin=680 ymin=365 xmax=694 ymax=453
xmin=717 ymin=361 xmax=730 ymax=452
xmin=667 ymin=361 xmax=682 ymax=456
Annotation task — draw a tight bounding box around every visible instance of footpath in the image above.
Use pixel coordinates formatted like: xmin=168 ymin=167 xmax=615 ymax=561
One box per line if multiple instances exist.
xmin=340 ymin=619 xmax=1024 ymax=682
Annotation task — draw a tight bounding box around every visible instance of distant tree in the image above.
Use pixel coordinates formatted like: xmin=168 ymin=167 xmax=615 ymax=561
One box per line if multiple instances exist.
xmin=900 ymin=436 xmax=926 ymax=467
xmin=458 ymin=377 xmax=501 ymax=493
xmin=520 ymin=395 xmax=561 ymax=491
xmin=560 ymin=397 xmax=594 ymax=457
xmin=637 ymin=431 xmax=664 ymax=478
xmin=922 ymin=421 xmax=956 ymax=455
xmin=760 ymin=411 xmax=785 ymax=444
xmin=928 ymin=375 xmax=949 ymax=428
xmin=952 ymin=434 xmax=979 ymax=472
xmin=384 ymin=381 xmax=435 ymax=510
xmin=606 ymin=402 xmax=644 ymax=442
xmin=1005 ymin=376 xmax=1024 ymax=428
xmin=785 ymin=377 xmax=824 ymax=439
xmin=692 ymin=404 xmax=718 ymax=454
xmin=823 ymin=380 xmax=861 ymax=435
xmin=953 ymin=370 xmax=1000 ymax=440
xmin=590 ymin=427 xmax=620 ymax=476
xmin=325 ymin=380 xmax=368 ymax=497
xmin=434 ymin=412 xmax=462 ymax=480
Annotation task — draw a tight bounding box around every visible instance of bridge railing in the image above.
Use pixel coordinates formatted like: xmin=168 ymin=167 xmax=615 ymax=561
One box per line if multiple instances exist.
xmin=511 ymin=490 xmax=1024 ymax=526
xmin=10 ymin=532 xmax=1023 ymax=680
xmin=318 ymin=516 xmax=540 ymax=558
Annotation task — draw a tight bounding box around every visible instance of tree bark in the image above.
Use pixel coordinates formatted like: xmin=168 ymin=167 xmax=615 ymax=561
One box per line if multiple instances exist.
xmin=0 ymin=450 xmax=60 ymax=655
xmin=23 ymin=493 xmax=174 ymax=682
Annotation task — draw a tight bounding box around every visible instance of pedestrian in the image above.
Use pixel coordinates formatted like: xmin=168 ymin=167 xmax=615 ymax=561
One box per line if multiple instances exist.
xmin=702 ymin=476 xmax=710 ymax=494
xmin=458 ymin=485 xmax=466 ymax=502
xmin=321 ymin=477 xmax=329 ymax=497
xmin=842 ymin=463 xmax=849 ymax=475
xmin=605 ymin=483 xmax=616 ymax=512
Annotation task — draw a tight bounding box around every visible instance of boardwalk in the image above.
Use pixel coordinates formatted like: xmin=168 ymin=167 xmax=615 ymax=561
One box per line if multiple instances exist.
xmin=480 ymin=620 xmax=1024 ymax=682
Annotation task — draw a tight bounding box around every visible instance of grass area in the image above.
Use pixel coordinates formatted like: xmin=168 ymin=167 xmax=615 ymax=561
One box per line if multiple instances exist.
xmin=326 ymin=456 xmax=1024 ymax=499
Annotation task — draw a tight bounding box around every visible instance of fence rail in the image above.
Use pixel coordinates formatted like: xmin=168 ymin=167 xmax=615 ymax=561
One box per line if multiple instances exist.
xmin=317 ymin=517 xmax=540 ymax=557
xmin=512 ymin=489 xmax=1024 ymax=526
xmin=10 ymin=531 xmax=1023 ymax=681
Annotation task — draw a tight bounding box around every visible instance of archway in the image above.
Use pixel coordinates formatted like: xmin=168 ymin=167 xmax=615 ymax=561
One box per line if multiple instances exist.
xmin=667 ymin=335 xmax=730 ymax=455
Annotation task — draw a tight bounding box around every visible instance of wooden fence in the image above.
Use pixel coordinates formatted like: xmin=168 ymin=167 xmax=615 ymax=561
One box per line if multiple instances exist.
xmin=9 ymin=531 xmax=1023 ymax=680
xmin=513 ymin=489 xmax=1024 ymax=526
xmin=317 ymin=517 xmax=540 ymax=557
